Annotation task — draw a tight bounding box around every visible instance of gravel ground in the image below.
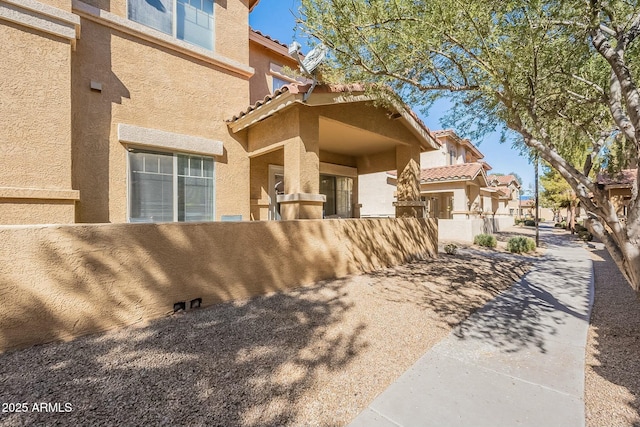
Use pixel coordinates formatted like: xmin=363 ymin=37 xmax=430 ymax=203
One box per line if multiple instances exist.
xmin=585 ymin=243 xmax=640 ymax=427
xmin=0 ymin=251 xmax=530 ymax=427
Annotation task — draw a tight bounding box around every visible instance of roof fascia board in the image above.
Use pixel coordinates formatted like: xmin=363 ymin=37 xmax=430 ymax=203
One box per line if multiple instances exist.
xmin=250 ymin=30 xmax=291 ymax=59
xmin=228 ymin=90 xmax=301 ymax=133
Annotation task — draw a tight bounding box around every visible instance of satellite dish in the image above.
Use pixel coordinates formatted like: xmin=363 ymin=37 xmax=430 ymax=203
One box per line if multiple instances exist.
xmin=301 ymin=44 xmax=328 ymax=74
xmin=288 ymin=41 xmax=328 ymax=102
xmin=288 ymin=42 xmax=327 ymax=76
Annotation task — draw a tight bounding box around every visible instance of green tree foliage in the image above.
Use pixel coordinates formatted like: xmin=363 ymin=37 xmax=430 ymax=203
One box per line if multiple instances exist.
xmin=299 ymin=0 xmax=640 ymax=294
xmin=540 ymin=164 xmax=576 ymax=220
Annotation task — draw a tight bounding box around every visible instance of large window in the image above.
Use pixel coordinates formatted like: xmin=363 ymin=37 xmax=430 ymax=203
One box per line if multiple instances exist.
xmin=320 ymin=174 xmax=353 ymax=218
xmin=128 ymin=0 xmax=214 ymax=50
xmin=129 ymin=150 xmax=214 ymax=222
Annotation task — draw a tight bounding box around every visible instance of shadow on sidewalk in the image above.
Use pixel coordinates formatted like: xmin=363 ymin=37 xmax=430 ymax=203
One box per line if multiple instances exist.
xmin=454 ymin=230 xmax=592 ymax=354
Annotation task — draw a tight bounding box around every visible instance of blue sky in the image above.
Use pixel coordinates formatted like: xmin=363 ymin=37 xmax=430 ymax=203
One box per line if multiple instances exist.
xmin=249 ymin=0 xmax=536 ymax=191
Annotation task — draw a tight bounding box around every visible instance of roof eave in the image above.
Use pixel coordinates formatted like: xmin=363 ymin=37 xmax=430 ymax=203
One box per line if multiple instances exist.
xmin=227 ymin=90 xmax=301 ymax=133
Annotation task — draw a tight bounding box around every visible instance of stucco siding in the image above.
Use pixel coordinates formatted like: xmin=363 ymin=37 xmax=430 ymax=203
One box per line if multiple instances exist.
xmin=72 ymin=18 xmax=250 ymax=222
xmin=438 ymin=216 xmax=515 ymax=242
xmin=0 ymin=17 xmax=75 ymax=223
xmin=359 ymin=172 xmax=396 ymax=217
xmin=0 ymin=218 xmax=437 ymax=352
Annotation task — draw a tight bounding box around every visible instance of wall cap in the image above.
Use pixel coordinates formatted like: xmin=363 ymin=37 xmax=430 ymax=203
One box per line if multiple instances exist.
xmin=277 ymin=193 xmax=326 ymax=203
xmin=0 ymin=0 xmax=80 ymax=45
xmin=0 ymin=186 xmax=80 ymax=201
xmin=118 ymin=123 xmax=224 ymax=157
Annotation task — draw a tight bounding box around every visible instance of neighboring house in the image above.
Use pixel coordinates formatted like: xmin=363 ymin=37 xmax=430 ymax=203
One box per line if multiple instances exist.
xmin=596 ymin=168 xmax=637 ymax=220
xmin=1 ymin=1 xmax=435 ymax=225
xmin=518 ymin=199 xmax=555 ymax=222
xmin=360 ymin=129 xmax=497 ymax=219
xmin=487 ymin=174 xmax=522 ymax=217
xmin=359 ymin=129 xmax=515 ymax=241
xmin=419 ymin=130 xmax=495 ymax=219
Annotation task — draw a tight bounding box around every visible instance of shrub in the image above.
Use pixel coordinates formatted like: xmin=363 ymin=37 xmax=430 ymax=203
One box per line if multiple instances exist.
xmin=554 ymin=222 xmax=565 ymax=228
xmin=524 ymin=219 xmax=536 ymax=227
xmin=443 ymin=243 xmax=458 ymax=255
xmin=578 ymin=230 xmax=593 ymax=241
xmin=506 ymin=236 xmax=536 ymax=253
xmin=574 ymin=224 xmax=587 ymax=233
xmin=474 ymin=233 xmax=497 ymax=248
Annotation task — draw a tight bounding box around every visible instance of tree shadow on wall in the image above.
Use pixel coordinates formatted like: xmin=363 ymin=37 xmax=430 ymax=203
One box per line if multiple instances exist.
xmin=0 ymin=218 xmax=439 ymax=425
xmin=0 ymin=280 xmax=365 ymax=426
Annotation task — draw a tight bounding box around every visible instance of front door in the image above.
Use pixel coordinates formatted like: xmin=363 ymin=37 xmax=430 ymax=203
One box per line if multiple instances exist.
xmin=268 ymin=165 xmax=284 ymax=220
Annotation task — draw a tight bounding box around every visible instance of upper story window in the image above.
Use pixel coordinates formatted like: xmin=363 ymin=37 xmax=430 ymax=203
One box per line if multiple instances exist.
xmin=272 ymin=76 xmax=288 ymax=92
xmin=128 ymin=0 xmax=214 ymax=50
xmin=448 ymin=147 xmax=457 ymax=165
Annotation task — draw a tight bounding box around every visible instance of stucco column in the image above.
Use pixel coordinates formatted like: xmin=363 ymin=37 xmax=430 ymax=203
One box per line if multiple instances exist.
xmin=394 ymin=144 xmax=426 ymax=218
xmin=452 ymin=187 xmax=468 ymax=219
xmin=279 ymin=110 xmax=325 ymax=219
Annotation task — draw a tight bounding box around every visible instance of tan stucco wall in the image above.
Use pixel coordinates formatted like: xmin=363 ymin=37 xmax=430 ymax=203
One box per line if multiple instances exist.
xmin=76 ymin=0 xmax=248 ymax=64
xmin=249 ymin=39 xmax=298 ymax=103
xmin=438 ymin=216 xmax=514 ymax=242
xmin=215 ymin=0 xmax=251 ymax=65
xmin=72 ymin=18 xmax=250 ymax=222
xmin=358 ymin=172 xmax=396 ymax=217
xmin=0 ymin=218 xmax=438 ymax=352
xmin=39 ymin=0 xmax=71 ymax=10
xmin=0 ymin=18 xmax=75 ymax=224
xmin=0 ymin=200 xmax=76 ymax=224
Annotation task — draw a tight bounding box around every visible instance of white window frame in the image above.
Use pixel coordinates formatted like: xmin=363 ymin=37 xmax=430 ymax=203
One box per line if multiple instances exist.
xmin=127 ymin=149 xmax=216 ymax=223
xmin=127 ymin=0 xmax=215 ymax=50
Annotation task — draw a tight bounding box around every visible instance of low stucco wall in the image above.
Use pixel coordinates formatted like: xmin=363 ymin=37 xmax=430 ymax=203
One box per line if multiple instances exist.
xmin=438 ymin=216 xmax=515 ymax=242
xmin=0 ymin=218 xmax=437 ymax=352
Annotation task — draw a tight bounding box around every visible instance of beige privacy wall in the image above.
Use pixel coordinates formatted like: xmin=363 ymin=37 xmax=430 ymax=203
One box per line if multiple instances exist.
xmin=0 ymin=218 xmax=437 ymax=352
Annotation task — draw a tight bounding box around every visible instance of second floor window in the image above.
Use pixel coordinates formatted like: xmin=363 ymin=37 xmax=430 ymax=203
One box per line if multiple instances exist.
xmin=449 ymin=147 xmax=457 ymax=165
xmin=128 ymin=0 xmax=214 ymax=50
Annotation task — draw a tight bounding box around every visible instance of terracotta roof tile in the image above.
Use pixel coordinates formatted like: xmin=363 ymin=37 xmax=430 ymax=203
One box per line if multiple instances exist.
xmin=596 ymin=168 xmax=637 ymax=187
xmin=389 ymin=163 xmax=485 ymax=182
xmin=488 ymin=174 xmax=519 ymax=186
xmin=250 ymin=28 xmax=289 ymax=50
xmin=226 ymin=84 xmax=437 ymax=147
xmin=496 ymin=187 xmax=512 ymax=198
xmin=420 ymin=163 xmax=484 ymax=182
xmin=226 ymin=83 xmax=370 ymax=123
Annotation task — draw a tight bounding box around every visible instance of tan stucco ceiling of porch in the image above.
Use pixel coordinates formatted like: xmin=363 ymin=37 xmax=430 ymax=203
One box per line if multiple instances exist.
xmin=319 ymin=116 xmax=408 ymax=157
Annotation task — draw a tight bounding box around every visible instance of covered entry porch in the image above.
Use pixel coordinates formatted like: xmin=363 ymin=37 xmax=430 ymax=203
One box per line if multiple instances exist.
xmin=228 ymin=84 xmax=439 ymax=220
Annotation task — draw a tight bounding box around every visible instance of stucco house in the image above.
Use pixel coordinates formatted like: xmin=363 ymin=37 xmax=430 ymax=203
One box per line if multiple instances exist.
xmin=1 ymin=0 xmax=437 ymax=226
xmin=487 ymin=174 xmax=522 ymax=217
xmin=596 ymin=168 xmax=637 ymax=221
xmin=359 ymin=129 xmax=514 ymax=241
xmin=0 ymin=0 xmax=441 ymax=352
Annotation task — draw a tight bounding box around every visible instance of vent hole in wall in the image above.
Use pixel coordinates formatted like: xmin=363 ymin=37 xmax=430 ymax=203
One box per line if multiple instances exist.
xmin=173 ymin=302 xmax=186 ymax=313
xmin=190 ymin=298 xmax=202 ymax=309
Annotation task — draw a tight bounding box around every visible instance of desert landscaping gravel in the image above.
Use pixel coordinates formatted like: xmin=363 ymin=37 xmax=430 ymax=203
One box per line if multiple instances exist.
xmin=2 ymin=228 xmax=638 ymax=427
xmin=0 ymin=250 xmax=529 ymax=427
xmin=585 ymin=244 xmax=640 ymax=427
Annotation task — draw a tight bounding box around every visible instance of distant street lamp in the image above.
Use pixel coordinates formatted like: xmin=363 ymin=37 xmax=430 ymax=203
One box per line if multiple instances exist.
xmin=534 ymin=153 xmax=540 ymax=247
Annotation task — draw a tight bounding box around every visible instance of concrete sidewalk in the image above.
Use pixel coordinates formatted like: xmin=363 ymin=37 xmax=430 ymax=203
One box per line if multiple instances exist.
xmin=349 ymin=227 xmax=594 ymax=427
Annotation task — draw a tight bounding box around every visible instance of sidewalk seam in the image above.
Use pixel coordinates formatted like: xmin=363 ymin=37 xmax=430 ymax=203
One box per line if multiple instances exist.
xmin=435 ymin=352 xmax=586 ymax=400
